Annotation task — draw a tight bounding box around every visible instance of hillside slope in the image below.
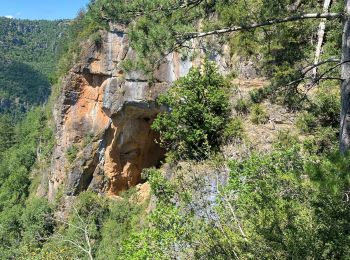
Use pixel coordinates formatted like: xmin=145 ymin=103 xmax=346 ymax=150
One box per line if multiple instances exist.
xmin=0 ymin=17 xmax=68 ymax=112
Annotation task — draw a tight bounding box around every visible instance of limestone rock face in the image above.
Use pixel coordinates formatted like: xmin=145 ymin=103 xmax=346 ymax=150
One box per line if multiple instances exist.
xmin=47 ymin=26 xmax=232 ymax=201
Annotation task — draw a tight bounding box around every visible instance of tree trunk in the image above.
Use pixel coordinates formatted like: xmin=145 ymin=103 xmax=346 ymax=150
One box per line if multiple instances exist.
xmin=312 ymin=0 xmax=332 ymax=79
xmin=340 ymin=0 xmax=350 ymax=152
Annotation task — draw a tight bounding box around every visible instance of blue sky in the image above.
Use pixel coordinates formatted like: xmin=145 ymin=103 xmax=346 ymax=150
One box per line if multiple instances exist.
xmin=0 ymin=0 xmax=91 ymax=20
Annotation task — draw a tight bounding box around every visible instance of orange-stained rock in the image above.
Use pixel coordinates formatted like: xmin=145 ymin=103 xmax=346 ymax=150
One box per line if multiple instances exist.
xmin=46 ymin=25 xmax=233 ymax=201
xmin=104 ymin=112 xmax=164 ymax=195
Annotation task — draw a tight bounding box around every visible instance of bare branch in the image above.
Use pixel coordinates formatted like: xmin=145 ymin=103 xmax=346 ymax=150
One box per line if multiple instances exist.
xmin=287 ymin=58 xmax=341 ymax=86
xmin=180 ymin=12 xmax=342 ymax=40
xmin=49 ymin=213 xmax=95 ymax=260
xmin=56 ymin=234 xmax=89 ymax=254
xmin=53 ymin=217 xmax=86 ymax=232
xmin=311 ymin=59 xmax=350 ymax=85
xmin=84 ymin=227 xmax=93 ymax=260
xmin=302 ymin=58 xmax=340 ymax=75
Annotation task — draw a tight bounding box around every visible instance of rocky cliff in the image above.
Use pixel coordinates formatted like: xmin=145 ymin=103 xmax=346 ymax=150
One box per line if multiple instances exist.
xmin=49 ymin=26 xmax=182 ymax=200
xmin=47 ymin=25 xmax=237 ymax=201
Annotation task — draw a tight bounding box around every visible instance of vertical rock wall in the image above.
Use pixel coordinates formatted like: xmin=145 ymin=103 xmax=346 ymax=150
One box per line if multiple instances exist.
xmin=47 ymin=25 xmax=233 ymax=201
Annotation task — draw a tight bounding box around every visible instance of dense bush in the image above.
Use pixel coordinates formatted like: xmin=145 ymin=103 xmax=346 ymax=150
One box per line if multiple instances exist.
xmin=273 ymin=130 xmax=299 ymax=149
xmin=224 ymin=116 xmax=245 ymax=141
xmin=250 ymin=104 xmax=269 ymax=124
xmin=296 ymin=112 xmax=317 ymax=133
xmin=0 ymin=107 xmax=54 ymax=258
xmin=303 ymin=127 xmax=338 ymax=155
xmin=66 ymin=144 xmax=79 ymax=163
xmin=152 ymin=60 xmax=230 ymax=161
xmin=312 ymin=89 xmax=340 ymax=128
xmin=296 ymin=88 xmax=340 ymax=137
xmin=120 ymin=148 xmax=350 ymax=259
xmin=37 ymin=190 xmax=145 ymax=260
xmin=234 ymin=98 xmax=251 ymax=115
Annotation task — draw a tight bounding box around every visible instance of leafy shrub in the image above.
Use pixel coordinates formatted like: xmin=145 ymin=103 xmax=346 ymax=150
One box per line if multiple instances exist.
xmin=20 ymin=198 xmax=54 ymax=250
xmin=66 ymin=144 xmax=79 ymax=163
xmin=90 ymin=31 xmax=102 ymax=47
xmin=303 ymin=127 xmax=338 ymax=154
xmin=224 ymin=117 xmax=245 ymax=141
xmin=83 ymin=132 xmax=94 ymax=147
xmin=150 ymin=168 xmax=175 ymax=196
xmin=234 ymin=98 xmax=251 ymax=115
xmin=296 ymin=112 xmax=317 ymax=133
xmin=313 ymin=89 xmax=340 ymax=128
xmin=120 ymin=148 xmax=350 ymax=259
xmin=0 ymin=107 xmax=53 ymax=258
xmin=274 ymin=130 xmax=299 ymax=149
xmin=222 ymin=149 xmax=350 ymax=258
xmin=120 ymin=58 xmax=134 ymax=72
xmin=152 ymin=60 xmax=230 ymax=161
xmin=249 ymin=87 xmax=269 ymax=103
xmin=40 ymin=190 xmax=145 ymax=260
xmin=97 ymin=189 xmax=145 ymax=259
xmin=250 ymin=104 xmax=269 ymax=124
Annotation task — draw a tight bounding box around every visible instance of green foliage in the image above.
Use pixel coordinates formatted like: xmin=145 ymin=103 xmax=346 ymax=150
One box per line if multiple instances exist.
xmin=148 ymin=168 xmax=175 ymax=203
xmin=0 ymin=17 xmax=68 ymax=113
xmin=123 ymin=148 xmax=350 ymax=259
xmin=0 ymin=17 xmax=67 ymax=75
xmin=220 ymin=149 xmax=350 ymax=258
xmin=19 ymin=198 xmax=54 ymax=254
xmin=152 ymin=60 xmax=230 ymax=161
xmin=274 ymin=130 xmax=299 ymax=149
xmin=234 ymin=98 xmax=251 ymax=115
xmin=250 ymin=103 xmax=269 ymax=124
xmin=0 ymin=114 xmax=15 ymax=157
xmin=120 ymin=58 xmax=134 ymax=72
xmin=224 ymin=116 xmax=245 ymax=141
xmin=249 ymin=86 xmax=272 ymax=103
xmin=0 ymin=60 xmax=50 ymax=112
xmin=296 ymin=88 xmax=340 ymax=136
xmin=296 ymin=112 xmax=317 ymax=133
xmin=97 ymin=189 xmax=146 ymax=259
xmin=83 ymin=132 xmax=95 ymax=147
xmin=90 ymin=31 xmax=103 ymax=46
xmin=66 ymin=144 xmax=79 ymax=163
xmin=37 ymin=190 xmax=146 ymax=260
xmin=0 ymin=107 xmax=53 ymax=258
xmin=312 ymin=89 xmax=340 ymax=128
xmin=0 ymin=1 xmax=346 ymax=258
xmin=303 ymin=127 xmax=338 ymax=155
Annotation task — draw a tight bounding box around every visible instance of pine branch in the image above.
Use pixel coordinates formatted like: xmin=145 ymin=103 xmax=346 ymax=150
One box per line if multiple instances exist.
xmin=180 ymin=12 xmax=343 ymax=40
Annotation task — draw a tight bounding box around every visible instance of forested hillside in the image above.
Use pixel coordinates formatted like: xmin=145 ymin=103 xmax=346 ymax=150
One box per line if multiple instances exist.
xmin=0 ymin=17 xmax=68 ymax=113
xmin=0 ymin=1 xmax=349 ymax=259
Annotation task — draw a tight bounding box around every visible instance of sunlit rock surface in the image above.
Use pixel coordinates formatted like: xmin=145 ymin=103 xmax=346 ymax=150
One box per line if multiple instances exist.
xmin=47 ymin=25 xmax=232 ymax=201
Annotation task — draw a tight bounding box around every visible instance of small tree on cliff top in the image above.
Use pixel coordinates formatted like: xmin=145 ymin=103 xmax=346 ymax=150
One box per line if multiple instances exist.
xmin=152 ymin=60 xmax=229 ymax=161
